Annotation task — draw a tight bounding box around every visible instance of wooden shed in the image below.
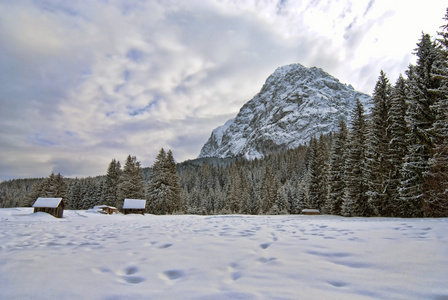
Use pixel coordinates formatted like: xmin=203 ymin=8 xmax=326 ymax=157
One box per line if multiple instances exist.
xmin=32 ymin=197 xmax=64 ymax=218
xmin=302 ymin=209 xmax=320 ymax=215
xmin=122 ymin=199 xmax=146 ymax=215
xmin=96 ymin=205 xmax=117 ymax=215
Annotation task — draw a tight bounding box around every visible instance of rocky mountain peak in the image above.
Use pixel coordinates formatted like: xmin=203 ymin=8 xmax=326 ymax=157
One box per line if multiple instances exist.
xmin=198 ymin=63 xmax=371 ymax=159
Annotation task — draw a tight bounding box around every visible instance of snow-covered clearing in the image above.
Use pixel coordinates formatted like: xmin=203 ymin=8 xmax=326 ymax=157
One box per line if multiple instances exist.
xmin=1 ymin=208 xmax=447 ymax=299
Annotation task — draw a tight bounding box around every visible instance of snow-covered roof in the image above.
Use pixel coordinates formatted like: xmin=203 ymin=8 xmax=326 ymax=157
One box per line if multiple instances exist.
xmin=94 ymin=205 xmax=117 ymax=209
xmin=302 ymin=209 xmax=320 ymax=213
xmin=33 ymin=197 xmax=63 ymax=208
xmin=122 ymin=199 xmax=146 ymax=209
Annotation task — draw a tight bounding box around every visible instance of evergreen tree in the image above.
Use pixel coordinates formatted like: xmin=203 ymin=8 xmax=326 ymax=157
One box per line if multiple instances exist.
xmin=328 ymin=119 xmax=348 ymax=215
xmin=307 ymin=135 xmax=330 ymax=212
xmin=119 ymin=155 xmax=145 ymax=202
xmin=260 ymin=166 xmax=278 ymax=214
xmin=343 ymin=99 xmax=372 ymax=217
xmin=26 ymin=172 xmax=66 ymax=206
xmin=166 ymin=150 xmax=181 ymax=213
xmin=81 ymin=178 xmax=96 ymax=209
xmin=147 ymin=149 xmax=181 ymax=214
xmin=66 ymin=179 xmax=82 ymax=209
xmin=103 ymin=159 xmax=121 ymax=207
xmin=226 ymin=164 xmax=242 ymax=213
xmin=367 ymin=71 xmax=393 ymax=216
xmin=387 ymin=75 xmax=409 ymax=212
xmin=400 ymin=33 xmax=439 ymax=217
xmin=422 ymin=10 xmax=448 ymax=217
xmin=307 ymin=137 xmax=319 ymax=209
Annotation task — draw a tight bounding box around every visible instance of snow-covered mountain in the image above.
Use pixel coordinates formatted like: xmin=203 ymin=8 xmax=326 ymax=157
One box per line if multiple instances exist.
xmin=199 ymin=63 xmax=371 ymax=159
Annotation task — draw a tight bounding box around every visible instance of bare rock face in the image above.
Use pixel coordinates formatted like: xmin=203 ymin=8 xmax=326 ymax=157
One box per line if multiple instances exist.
xmin=199 ymin=63 xmax=371 ymax=159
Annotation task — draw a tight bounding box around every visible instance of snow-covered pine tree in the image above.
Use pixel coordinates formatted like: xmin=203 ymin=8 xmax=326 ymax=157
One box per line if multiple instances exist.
xmin=119 ymin=155 xmax=145 ymax=205
xmin=387 ymin=75 xmax=409 ymax=213
xmin=26 ymin=172 xmax=67 ymax=206
xmin=147 ymin=149 xmax=169 ymax=214
xmin=166 ymin=150 xmax=181 ymax=213
xmin=422 ymin=10 xmax=448 ymax=217
xmin=103 ymin=159 xmax=121 ymax=208
xmin=307 ymin=137 xmax=319 ymax=209
xmin=239 ymin=169 xmax=251 ymax=214
xmin=328 ymin=119 xmax=349 ymax=215
xmin=260 ymin=166 xmax=278 ymax=214
xmin=52 ymin=173 xmax=66 ymax=199
xmin=81 ymin=178 xmax=96 ymax=210
xmin=147 ymin=149 xmax=180 ymax=214
xmin=307 ymin=135 xmax=330 ymax=212
xmin=317 ymin=134 xmax=330 ymax=213
xmin=226 ymin=164 xmax=242 ymax=213
xmin=343 ymin=99 xmax=373 ymax=217
xmin=66 ymin=179 xmax=82 ymax=209
xmin=400 ymin=33 xmax=439 ymax=217
xmin=367 ymin=71 xmax=393 ymax=216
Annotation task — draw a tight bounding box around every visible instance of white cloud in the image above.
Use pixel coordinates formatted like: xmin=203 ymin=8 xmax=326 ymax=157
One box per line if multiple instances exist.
xmin=0 ymin=0 xmax=447 ymax=180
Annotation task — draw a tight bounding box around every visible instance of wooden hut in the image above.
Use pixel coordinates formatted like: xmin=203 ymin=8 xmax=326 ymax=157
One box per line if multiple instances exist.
xmin=122 ymin=199 xmax=146 ymax=215
xmin=302 ymin=209 xmax=320 ymax=215
xmin=32 ymin=197 xmax=64 ymax=218
xmin=95 ymin=205 xmax=117 ymax=215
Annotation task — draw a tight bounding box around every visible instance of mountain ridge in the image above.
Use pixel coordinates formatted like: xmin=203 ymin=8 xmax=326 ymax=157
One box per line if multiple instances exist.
xmin=199 ymin=63 xmax=371 ymax=159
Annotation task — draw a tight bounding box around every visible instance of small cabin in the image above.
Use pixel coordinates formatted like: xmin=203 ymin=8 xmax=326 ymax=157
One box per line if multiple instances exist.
xmin=122 ymin=199 xmax=146 ymax=215
xmin=302 ymin=209 xmax=320 ymax=215
xmin=95 ymin=205 xmax=117 ymax=215
xmin=32 ymin=197 xmax=64 ymax=218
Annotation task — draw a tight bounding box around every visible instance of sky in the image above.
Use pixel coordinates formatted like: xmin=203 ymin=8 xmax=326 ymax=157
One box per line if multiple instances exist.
xmin=0 ymin=0 xmax=446 ymax=181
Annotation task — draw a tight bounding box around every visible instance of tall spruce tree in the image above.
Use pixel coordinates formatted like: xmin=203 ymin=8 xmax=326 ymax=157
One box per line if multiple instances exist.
xmin=226 ymin=164 xmax=242 ymax=213
xmin=307 ymin=137 xmax=319 ymax=209
xmin=166 ymin=150 xmax=181 ymax=213
xmin=343 ymin=99 xmax=372 ymax=217
xmin=387 ymin=75 xmax=409 ymax=212
xmin=422 ymin=10 xmax=448 ymax=217
xmin=103 ymin=159 xmax=122 ymax=207
xmin=119 ymin=155 xmax=145 ymax=204
xmin=367 ymin=71 xmax=393 ymax=216
xmin=328 ymin=119 xmax=348 ymax=215
xmin=147 ymin=148 xmax=181 ymax=214
xmin=400 ymin=33 xmax=439 ymax=217
xmin=307 ymin=135 xmax=330 ymax=212
xmin=260 ymin=166 xmax=278 ymax=214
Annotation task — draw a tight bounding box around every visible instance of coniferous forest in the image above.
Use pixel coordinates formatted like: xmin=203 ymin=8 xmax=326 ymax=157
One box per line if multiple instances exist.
xmin=1 ymin=9 xmax=447 ymax=218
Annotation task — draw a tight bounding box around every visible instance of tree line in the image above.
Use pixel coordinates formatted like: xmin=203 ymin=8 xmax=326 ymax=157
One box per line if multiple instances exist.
xmin=1 ymin=9 xmax=447 ymax=217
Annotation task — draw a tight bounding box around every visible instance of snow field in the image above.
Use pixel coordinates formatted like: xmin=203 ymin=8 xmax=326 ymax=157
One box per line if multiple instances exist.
xmin=1 ymin=208 xmax=447 ymax=299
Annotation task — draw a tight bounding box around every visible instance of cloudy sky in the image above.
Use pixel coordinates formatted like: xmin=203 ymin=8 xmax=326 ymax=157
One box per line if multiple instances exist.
xmin=0 ymin=0 xmax=446 ymax=181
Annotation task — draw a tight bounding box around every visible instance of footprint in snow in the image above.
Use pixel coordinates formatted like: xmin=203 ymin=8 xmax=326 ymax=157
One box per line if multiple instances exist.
xmin=328 ymin=280 xmax=348 ymax=288
xmin=260 ymin=242 xmax=271 ymax=249
xmin=163 ymin=269 xmax=184 ymax=280
xmin=123 ymin=276 xmax=145 ymax=284
xmin=257 ymin=257 xmax=277 ymax=264
xmin=124 ymin=266 xmax=138 ymax=275
xmin=115 ymin=266 xmax=145 ymax=284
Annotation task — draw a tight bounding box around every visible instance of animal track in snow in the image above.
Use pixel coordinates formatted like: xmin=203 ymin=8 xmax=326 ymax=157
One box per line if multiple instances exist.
xmin=163 ymin=269 xmax=184 ymax=280
xmin=124 ymin=266 xmax=138 ymax=275
xmin=111 ymin=265 xmax=145 ymax=284
xmin=123 ymin=276 xmax=145 ymax=284
xmin=328 ymin=280 xmax=348 ymax=288
xmin=257 ymin=257 xmax=277 ymax=264
xmin=260 ymin=242 xmax=271 ymax=249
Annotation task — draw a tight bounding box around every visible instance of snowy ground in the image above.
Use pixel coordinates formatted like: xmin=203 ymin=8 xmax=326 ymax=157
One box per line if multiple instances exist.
xmin=1 ymin=208 xmax=447 ymax=300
